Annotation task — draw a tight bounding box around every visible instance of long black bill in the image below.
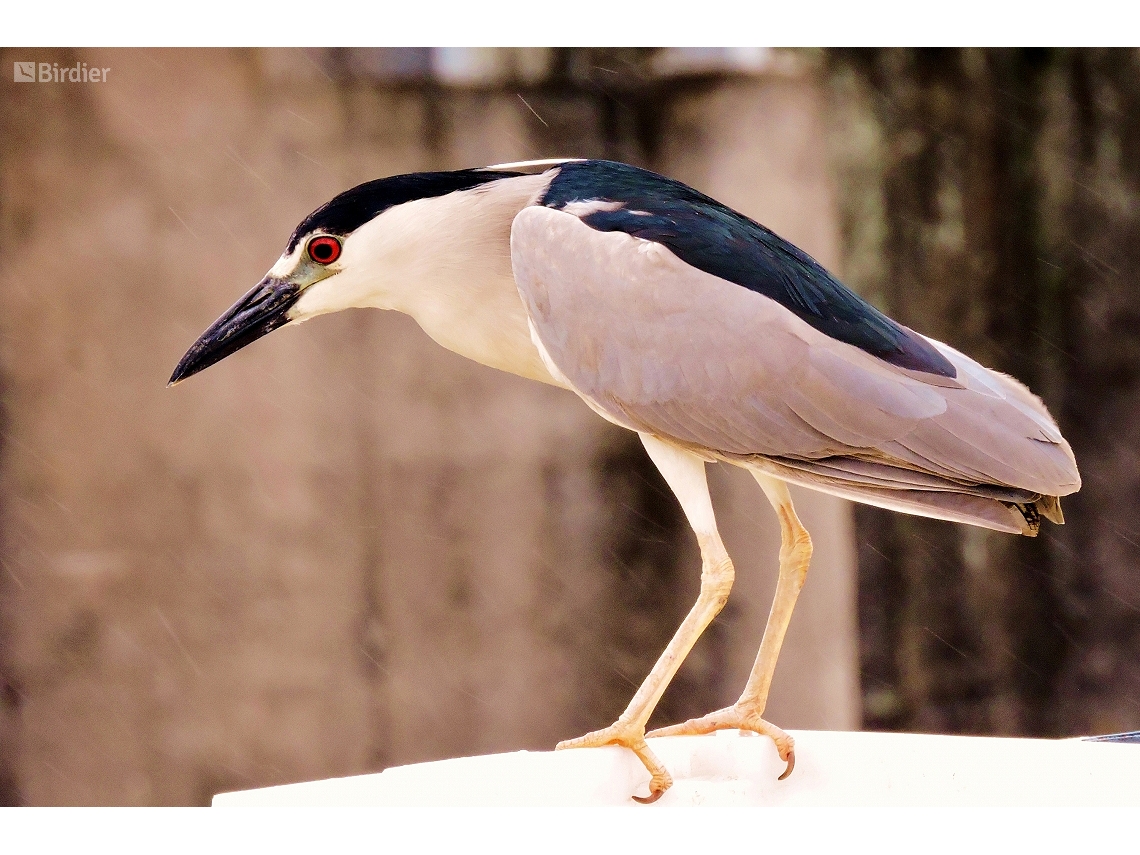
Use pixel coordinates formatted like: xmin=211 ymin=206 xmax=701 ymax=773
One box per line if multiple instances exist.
xmin=168 ymin=277 xmax=301 ymax=385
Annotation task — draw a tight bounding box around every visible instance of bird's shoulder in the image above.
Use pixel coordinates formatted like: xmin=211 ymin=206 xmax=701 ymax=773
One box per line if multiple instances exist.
xmin=532 ymin=160 xmax=954 ymax=379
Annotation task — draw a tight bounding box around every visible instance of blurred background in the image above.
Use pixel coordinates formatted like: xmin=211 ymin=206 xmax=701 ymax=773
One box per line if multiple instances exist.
xmin=0 ymin=47 xmax=1136 ymax=806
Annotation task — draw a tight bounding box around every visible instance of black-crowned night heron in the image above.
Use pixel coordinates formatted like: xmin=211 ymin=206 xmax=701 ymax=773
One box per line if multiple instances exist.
xmin=170 ymin=158 xmax=1080 ymax=803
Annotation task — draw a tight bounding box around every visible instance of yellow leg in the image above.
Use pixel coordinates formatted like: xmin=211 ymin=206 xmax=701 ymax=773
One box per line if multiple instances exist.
xmin=646 ymin=472 xmax=812 ymax=781
xmin=556 ymin=434 xmax=734 ymax=803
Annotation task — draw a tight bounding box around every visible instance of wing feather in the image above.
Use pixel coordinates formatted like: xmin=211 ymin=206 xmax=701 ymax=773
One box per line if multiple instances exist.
xmin=510 ymin=206 xmax=1081 ymax=521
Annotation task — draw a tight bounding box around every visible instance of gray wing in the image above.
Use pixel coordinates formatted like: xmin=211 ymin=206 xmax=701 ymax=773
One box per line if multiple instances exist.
xmin=510 ymin=206 xmax=1080 ymax=531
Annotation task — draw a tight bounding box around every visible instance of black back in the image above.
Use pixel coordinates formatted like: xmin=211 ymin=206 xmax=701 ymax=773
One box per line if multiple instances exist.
xmin=542 ymin=160 xmax=956 ymax=378
xmin=286 ymin=168 xmax=523 ymax=252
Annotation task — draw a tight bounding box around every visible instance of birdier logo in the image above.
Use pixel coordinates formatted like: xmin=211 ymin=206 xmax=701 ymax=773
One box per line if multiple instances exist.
xmin=13 ymin=61 xmax=109 ymax=83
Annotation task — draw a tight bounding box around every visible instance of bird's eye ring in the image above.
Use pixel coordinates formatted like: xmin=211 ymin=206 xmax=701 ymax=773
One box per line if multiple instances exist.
xmin=308 ymin=236 xmax=342 ymax=265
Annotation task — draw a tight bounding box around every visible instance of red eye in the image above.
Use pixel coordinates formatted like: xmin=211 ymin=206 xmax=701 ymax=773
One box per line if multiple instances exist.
xmin=308 ymin=236 xmax=342 ymax=265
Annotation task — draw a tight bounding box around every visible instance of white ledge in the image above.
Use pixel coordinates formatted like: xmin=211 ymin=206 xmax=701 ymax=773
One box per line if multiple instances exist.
xmin=213 ymin=729 xmax=1140 ymax=807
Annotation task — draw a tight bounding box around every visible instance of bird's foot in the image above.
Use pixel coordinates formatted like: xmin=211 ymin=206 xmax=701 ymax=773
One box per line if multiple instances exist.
xmin=645 ymin=705 xmax=795 ymax=780
xmin=557 ymin=720 xmax=673 ymax=803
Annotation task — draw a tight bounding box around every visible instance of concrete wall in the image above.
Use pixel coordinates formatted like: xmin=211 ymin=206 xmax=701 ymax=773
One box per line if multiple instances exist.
xmin=827 ymin=49 xmax=1140 ymax=739
xmin=0 ymin=48 xmax=857 ymax=805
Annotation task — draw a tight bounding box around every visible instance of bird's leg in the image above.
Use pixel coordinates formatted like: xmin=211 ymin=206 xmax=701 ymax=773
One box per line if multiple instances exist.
xmin=556 ymin=433 xmax=734 ymax=803
xmin=646 ymin=472 xmax=811 ymax=781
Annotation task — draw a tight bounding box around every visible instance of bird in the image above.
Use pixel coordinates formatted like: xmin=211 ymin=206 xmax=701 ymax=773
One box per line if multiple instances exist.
xmin=170 ymin=158 xmax=1081 ymax=803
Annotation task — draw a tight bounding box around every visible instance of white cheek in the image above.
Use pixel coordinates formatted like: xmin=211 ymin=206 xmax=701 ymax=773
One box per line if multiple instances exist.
xmin=288 ymin=262 xmax=394 ymax=322
xmin=289 ymin=274 xmax=346 ymax=321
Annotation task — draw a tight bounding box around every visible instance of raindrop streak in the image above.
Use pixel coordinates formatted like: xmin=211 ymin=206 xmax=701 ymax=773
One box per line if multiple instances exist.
xmin=1030 ymin=329 xmax=1076 ymax=361
xmin=517 ymin=94 xmax=549 ymax=128
xmin=214 ymin=217 xmax=254 ymax=260
xmin=999 ymin=643 xmax=1048 ymax=681
xmin=502 ymin=132 xmax=542 ymax=158
xmin=611 ymin=666 xmax=640 ymax=691
xmin=154 ymin=606 xmax=203 ymax=677
xmin=922 ymin=626 xmax=969 ymax=661
xmin=285 ymin=109 xmax=317 ymax=127
xmin=1102 ymin=588 xmax=1140 ymax=616
xmin=1100 ymin=516 xmax=1140 ymax=550
xmin=0 ymin=556 xmax=26 ymax=590
xmin=296 ymin=47 xmax=335 ymax=84
xmin=1068 ymin=237 xmax=1121 ymax=277
xmin=224 ymin=146 xmax=272 ymax=191
xmin=0 ymin=429 xmax=65 ymax=478
xmin=358 ymin=645 xmax=391 ymax=677
xmin=168 ymin=207 xmax=200 ymax=242
xmin=293 ymin=150 xmax=332 ymax=172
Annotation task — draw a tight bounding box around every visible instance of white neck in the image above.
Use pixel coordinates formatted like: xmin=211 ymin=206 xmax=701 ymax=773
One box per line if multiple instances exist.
xmin=291 ymin=172 xmax=563 ymax=386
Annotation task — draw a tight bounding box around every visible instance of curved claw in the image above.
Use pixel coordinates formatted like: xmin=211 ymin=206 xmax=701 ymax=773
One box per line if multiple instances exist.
xmin=557 ymin=722 xmax=675 ymax=802
xmin=632 ymin=787 xmax=666 ymax=805
xmin=777 ymin=746 xmax=795 ymax=781
xmin=644 ymin=705 xmax=798 ymax=782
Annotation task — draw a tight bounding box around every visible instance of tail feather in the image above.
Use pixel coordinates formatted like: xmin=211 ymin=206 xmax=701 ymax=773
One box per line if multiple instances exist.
xmin=714 ymin=448 xmax=1067 ymax=537
xmin=1037 ymin=494 xmax=1065 ymax=525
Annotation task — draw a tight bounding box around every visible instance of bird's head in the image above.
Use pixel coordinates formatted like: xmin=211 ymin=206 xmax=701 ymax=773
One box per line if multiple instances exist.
xmin=168 ymin=162 xmax=568 ymax=386
xmin=167 ymin=214 xmax=356 ymax=387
